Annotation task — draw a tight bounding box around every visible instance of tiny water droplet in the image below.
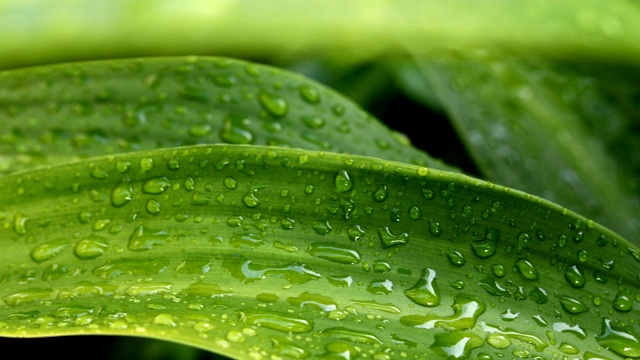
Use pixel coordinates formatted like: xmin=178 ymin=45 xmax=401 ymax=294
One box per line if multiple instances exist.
xmin=13 ymin=213 xmax=28 ymax=235
xmin=409 ymin=205 xmax=421 ymax=220
xmin=429 ymin=219 xmax=442 ymax=237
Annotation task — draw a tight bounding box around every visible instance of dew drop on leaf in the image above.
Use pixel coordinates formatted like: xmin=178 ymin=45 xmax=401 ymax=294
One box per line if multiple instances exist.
xmin=244 ymin=310 xmax=313 ymax=333
xmin=378 ymin=226 xmax=409 ymax=248
xmin=142 ymin=176 xmax=171 ymax=194
xmin=563 ymin=265 xmax=586 ymax=288
xmin=334 ymin=169 xmax=353 ymax=192
xmin=258 ymin=91 xmax=288 ymax=118
xmin=30 ymin=238 xmax=70 ymax=263
xmin=514 ymin=258 xmax=538 ymax=280
xmin=596 ymin=318 xmax=640 ymax=358
xmin=74 ymin=235 xmax=109 ymax=259
xmin=111 ymin=180 xmax=133 ymax=207
xmin=404 ymin=268 xmax=440 ymax=307
xmin=446 ymin=249 xmax=466 ymax=267
xmin=559 ymin=295 xmax=588 ymax=314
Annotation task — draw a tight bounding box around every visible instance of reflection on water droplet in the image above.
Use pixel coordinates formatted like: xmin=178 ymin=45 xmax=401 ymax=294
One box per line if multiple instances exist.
xmin=312 ymin=221 xmax=332 ymax=235
xmin=13 ymin=213 xmax=28 ymax=235
xmin=4 ymin=287 xmax=54 ymax=306
xmin=479 ymin=322 xmax=548 ymax=352
xmin=367 ymin=279 xmax=393 ymax=295
xmin=153 ymin=313 xmax=177 ymax=327
xmin=287 ymin=292 xmax=337 ymax=312
xmin=447 ymin=250 xmax=466 ymax=267
xmin=372 ymin=184 xmax=388 ymax=202
xmin=613 ymin=293 xmax=633 ymax=312
xmin=405 ymin=268 xmax=440 ymax=307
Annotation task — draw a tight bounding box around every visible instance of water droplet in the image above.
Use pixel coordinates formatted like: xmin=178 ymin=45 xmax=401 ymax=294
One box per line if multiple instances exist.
xmin=409 ymin=205 xmax=421 ymax=220
xmin=140 ymin=157 xmax=154 ymax=172
xmin=373 ymin=260 xmax=391 ymax=273
xmin=372 ymin=184 xmax=388 ymax=202
xmin=230 ymin=233 xmax=264 ymax=248
xmin=242 ymin=190 xmax=261 ymax=208
xmin=347 ymin=225 xmax=365 ymax=241
xmin=429 ymin=219 xmax=442 ymax=237
xmin=613 ymin=293 xmax=633 ymax=312
xmin=486 ymin=333 xmax=511 ymax=349
xmin=153 ymin=313 xmax=177 ymax=327
xmin=225 ymin=257 xmax=321 ymax=284
xmin=400 ymin=294 xmax=486 ymax=331
xmin=146 ymin=199 xmax=161 ymax=215
xmin=13 ymin=213 xmax=28 ymax=235
xmin=479 ymin=323 xmax=548 ymax=352
xmin=307 ymin=242 xmax=361 ymax=264
xmin=212 ymin=73 xmax=237 ymax=88
xmin=244 ymin=310 xmax=313 ymax=333
xmin=258 ymin=91 xmax=288 ymax=118
xmin=491 ymin=264 xmax=505 ymax=277
xmin=223 ymin=176 xmax=237 ymax=189
xmin=558 ymin=342 xmax=579 ymax=355
xmin=90 ymin=166 xmax=109 ymax=180
xmin=322 ymin=327 xmax=382 ymax=345
xmin=328 ymin=275 xmax=352 ymax=287
xmin=74 ymin=235 xmax=109 ymax=259
xmin=563 ymin=265 xmax=586 ymax=288
xmin=514 ymin=258 xmax=538 ymax=280
xmin=111 ymin=180 xmax=133 ymax=207
xmin=312 ymin=221 xmax=332 ymax=235
xmin=287 ymin=292 xmax=337 ymax=312
xmin=559 ymin=295 xmax=588 ymax=314
xmin=272 ymin=337 xmax=310 ymax=359
xmin=125 ymin=282 xmax=172 ymax=296
xmin=30 ymin=238 xmax=70 ymax=263
xmin=431 ymin=331 xmax=484 ymax=359
xmin=142 ymin=177 xmax=171 ymax=194
xmin=4 ymin=288 xmax=54 ymax=306
xmin=188 ymin=124 xmax=213 ymax=138
xmin=528 ymin=287 xmax=548 ymax=304
xmin=470 ymin=228 xmax=500 ymax=258
xmin=127 ymin=226 xmax=169 ymax=251
xmin=220 ymin=115 xmax=255 ymax=144
xmin=447 ymin=250 xmax=466 ymax=267
xmin=181 ymin=282 xmax=233 ymax=298
xmin=93 ymin=257 xmax=169 ymax=279
xmin=334 ymin=170 xmax=353 ymax=192
xmin=190 ymin=192 xmax=211 ymax=205
xmin=378 ymin=226 xmax=409 ymax=248
xmin=596 ymin=318 xmax=640 ymax=358
xmin=299 ymin=84 xmax=320 ymax=104
xmin=367 ymin=279 xmax=394 ymax=295
xmin=405 ymin=268 xmax=440 ymax=307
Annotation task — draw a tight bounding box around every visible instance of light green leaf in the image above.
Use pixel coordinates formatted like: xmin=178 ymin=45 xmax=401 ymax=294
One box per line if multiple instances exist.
xmin=1 ymin=144 xmax=639 ymax=359
xmin=0 ymin=57 xmax=453 ymax=175
xmin=2 ymin=0 xmax=640 ymax=70
xmin=410 ymin=53 xmax=640 ymax=242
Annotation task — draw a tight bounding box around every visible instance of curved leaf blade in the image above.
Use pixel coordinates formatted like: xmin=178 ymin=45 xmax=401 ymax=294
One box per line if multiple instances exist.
xmin=0 ymin=56 xmax=453 ymax=175
xmin=0 ymin=144 xmax=638 ymax=359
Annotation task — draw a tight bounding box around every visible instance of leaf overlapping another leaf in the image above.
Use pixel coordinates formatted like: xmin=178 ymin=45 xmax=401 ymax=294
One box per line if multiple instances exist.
xmin=0 ymin=57 xmax=639 ymax=359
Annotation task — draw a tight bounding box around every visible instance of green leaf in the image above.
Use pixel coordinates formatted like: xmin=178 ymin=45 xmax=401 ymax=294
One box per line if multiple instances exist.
xmin=0 ymin=57 xmax=453 ymax=176
xmin=0 ymin=143 xmax=639 ymax=359
xmin=2 ymin=0 xmax=640 ymax=69
xmin=409 ymin=53 xmax=640 ymax=242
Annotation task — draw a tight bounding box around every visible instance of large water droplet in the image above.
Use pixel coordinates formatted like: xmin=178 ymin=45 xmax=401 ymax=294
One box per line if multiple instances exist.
xmin=74 ymin=235 xmax=109 ymax=259
xmin=4 ymin=288 xmax=54 ymax=306
xmin=220 ymin=114 xmax=255 ymax=144
xmin=111 ymin=180 xmax=133 ymax=207
xmin=559 ymin=295 xmax=588 ymax=314
xmin=307 ymin=242 xmax=361 ymax=264
xmin=334 ymin=170 xmax=353 ymax=192
xmin=405 ymin=268 xmax=440 ymax=307
xmin=287 ymin=292 xmax=337 ymax=312
xmin=378 ymin=226 xmax=409 ymax=248
xmin=447 ymin=250 xmax=466 ymax=267
xmin=322 ymin=327 xmax=382 ymax=345
xmin=514 ymin=258 xmax=538 ymax=280
xmin=244 ymin=310 xmax=313 ymax=333
xmin=613 ymin=292 xmax=633 ymax=312
xmin=470 ymin=228 xmax=500 ymax=259
xmin=142 ymin=177 xmax=171 ymax=194
xmin=400 ymin=294 xmax=486 ymax=331
xmin=128 ymin=226 xmax=169 ymax=251
xmin=563 ymin=265 xmax=586 ymax=288
xmin=596 ymin=318 xmax=640 ymax=358
xmin=431 ymin=331 xmax=484 ymax=359
xmin=30 ymin=238 xmax=70 ymax=263
xmin=258 ymin=91 xmax=288 ymax=118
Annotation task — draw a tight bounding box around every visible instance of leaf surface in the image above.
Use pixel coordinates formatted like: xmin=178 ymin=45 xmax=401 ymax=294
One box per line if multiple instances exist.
xmin=0 ymin=144 xmax=638 ymax=359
